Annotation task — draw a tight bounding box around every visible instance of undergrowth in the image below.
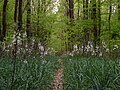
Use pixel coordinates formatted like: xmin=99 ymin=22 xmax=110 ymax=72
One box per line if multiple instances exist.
xmin=0 ymin=55 xmax=59 ymax=90
xmin=63 ymin=56 xmax=120 ymax=90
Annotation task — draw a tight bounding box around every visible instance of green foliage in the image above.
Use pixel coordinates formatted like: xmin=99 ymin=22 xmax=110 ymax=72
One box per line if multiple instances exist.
xmin=0 ymin=56 xmax=59 ymax=90
xmin=1 ymin=0 xmax=120 ymax=54
xmin=64 ymin=56 xmax=120 ymax=90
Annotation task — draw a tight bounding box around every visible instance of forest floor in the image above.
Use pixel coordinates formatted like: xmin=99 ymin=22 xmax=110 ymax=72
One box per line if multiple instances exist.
xmin=53 ymin=59 xmax=64 ymax=90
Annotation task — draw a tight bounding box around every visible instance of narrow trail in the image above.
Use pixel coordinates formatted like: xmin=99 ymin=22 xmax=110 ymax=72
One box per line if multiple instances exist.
xmin=52 ymin=59 xmax=64 ymax=90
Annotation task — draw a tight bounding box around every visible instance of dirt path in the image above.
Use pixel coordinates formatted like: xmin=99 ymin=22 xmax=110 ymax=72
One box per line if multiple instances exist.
xmin=53 ymin=59 xmax=64 ymax=90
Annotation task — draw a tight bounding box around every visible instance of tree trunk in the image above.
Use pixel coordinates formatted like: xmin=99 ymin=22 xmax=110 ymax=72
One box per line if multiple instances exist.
xmin=14 ymin=0 xmax=18 ymax=23
xmin=77 ymin=0 xmax=80 ymax=19
xmin=26 ymin=0 xmax=31 ymax=39
xmin=69 ymin=0 xmax=74 ymax=21
xmin=83 ymin=0 xmax=89 ymax=46
xmin=91 ymin=0 xmax=97 ymax=49
xmin=68 ymin=0 xmax=74 ymax=51
xmin=13 ymin=0 xmax=18 ymax=58
xmin=108 ymin=0 xmax=112 ymax=38
xmin=118 ymin=0 xmax=120 ymax=22
xmin=108 ymin=0 xmax=112 ymax=56
xmin=98 ymin=0 xmax=101 ymax=46
xmin=1 ymin=0 xmax=8 ymax=41
xmin=18 ymin=0 xmax=22 ymax=31
xmin=37 ymin=0 xmax=40 ymax=37
xmin=0 ymin=11 xmax=2 ymax=41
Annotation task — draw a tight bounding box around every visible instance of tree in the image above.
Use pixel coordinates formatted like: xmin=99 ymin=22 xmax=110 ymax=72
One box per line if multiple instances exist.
xmin=118 ymin=0 xmax=120 ymax=23
xmin=108 ymin=0 xmax=112 ymax=56
xmin=14 ymin=0 xmax=18 ymax=23
xmin=98 ymin=0 xmax=101 ymax=46
xmin=91 ymin=0 xmax=97 ymax=48
xmin=83 ymin=0 xmax=89 ymax=46
xmin=26 ymin=0 xmax=31 ymax=41
xmin=1 ymin=0 xmax=8 ymax=41
xmin=18 ymin=0 xmax=22 ymax=32
xmin=0 ymin=11 xmax=2 ymax=41
xmin=68 ymin=0 xmax=74 ymax=21
xmin=66 ymin=0 xmax=74 ymax=51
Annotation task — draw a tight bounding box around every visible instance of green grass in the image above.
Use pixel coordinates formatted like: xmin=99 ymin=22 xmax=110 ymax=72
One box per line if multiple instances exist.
xmin=1 ymin=55 xmax=120 ymax=90
xmin=63 ymin=56 xmax=120 ymax=90
xmin=0 ymin=55 xmax=59 ymax=90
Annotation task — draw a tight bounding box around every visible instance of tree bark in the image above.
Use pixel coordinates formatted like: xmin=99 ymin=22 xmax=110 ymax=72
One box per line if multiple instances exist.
xmin=18 ymin=0 xmax=22 ymax=31
xmin=108 ymin=0 xmax=112 ymax=39
xmin=91 ymin=0 xmax=97 ymax=48
xmin=98 ymin=0 xmax=101 ymax=45
xmin=108 ymin=0 xmax=112 ymax=56
xmin=26 ymin=0 xmax=31 ymax=39
xmin=118 ymin=0 xmax=120 ymax=23
xmin=13 ymin=0 xmax=18 ymax=58
xmin=0 ymin=11 xmax=2 ymax=41
xmin=1 ymin=0 xmax=8 ymax=41
xmin=67 ymin=0 xmax=74 ymax=51
xmin=69 ymin=0 xmax=74 ymax=21
xmin=14 ymin=0 xmax=18 ymax=23
xmin=83 ymin=0 xmax=89 ymax=46
xmin=77 ymin=0 xmax=80 ymax=19
xmin=37 ymin=0 xmax=40 ymax=37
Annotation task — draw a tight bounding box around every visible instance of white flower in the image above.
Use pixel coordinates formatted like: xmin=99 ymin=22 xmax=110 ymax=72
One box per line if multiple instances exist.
xmin=99 ymin=52 xmax=102 ymax=57
xmin=44 ymin=51 xmax=48 ymax=55
xmin=106 ymin=48 xmax=109 ymax=52
xmin=81 ymin=46 xmax=84 ymax=49
xmin=69 ymin=53 xmax=73 ymax=56
xmin=42 ymin=60 xmax=47 ymax=64
xmin=74 ymin=44 xmax=78 ymax=50
xmin=114 ymin=45 xmax=119 ymax=49
xmin=23 ymin=60 xmax=28 ymax=64
xmin=39 ymin=46 xmax=44 ymax=51
xmin=92 ymin=51 xmax=95 ymax=55
xmin=17 ymin=40 xmax=21 ymax=44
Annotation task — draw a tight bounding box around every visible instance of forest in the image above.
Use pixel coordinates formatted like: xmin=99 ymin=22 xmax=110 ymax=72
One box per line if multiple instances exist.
xmin=0 ymin=0 xmax=120 ymax=90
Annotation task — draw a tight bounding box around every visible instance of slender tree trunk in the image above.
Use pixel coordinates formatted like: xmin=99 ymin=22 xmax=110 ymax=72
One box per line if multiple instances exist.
xmin=26 ymin=0 xmax=31 ymax=39
xmin=83 ymin=0 xmax=89 ymax=55
xmin=83 ymin=0 xmax=86 ymax=54
xmin=18 ymin=0 xmax=22 ymax=31
xmin=83 ymin=0 xmax=85 ymax=19
xmin=1 ymin=0 xmax=8 ymax=41
xmin=86 ymin=0 xmax=88 ymax=20
xmin=14 ymin=0 xmax=18 ymax=23
xmin=83 ymin=0 xmax=89 ymax=46
xmin=69 ymin=0 xmax=74 ymax=21
xmin=117 ymin=0 xmax=120 ymax=57
xmin=13 ymin=0 xmax=18 ymax=57
xmin=0 ymin=12 xmax=2 ymax=41
xmin=77 ymin=0 xmax=80 ymax=19
xmin=108 ymin=0 xmax=112 ymax=39
xmin=108 ymin=0 xmax=112 ymax=56
xmin=68 ymin=0 xmax=74 ymax=51
xmin=37 ymin=0 xmax=40 ymax=37
xmin=91 ymin=0 xmax=97 ymax=49
xmin=10 ymin=1 xmax=19 ymax=90
xmin=98 ymin=0 xmax=101 ymax=46
xmin=34 ymin=0 xmax=40 ymax=53
xmin=118 ymin=0 xmax=120 ymax=22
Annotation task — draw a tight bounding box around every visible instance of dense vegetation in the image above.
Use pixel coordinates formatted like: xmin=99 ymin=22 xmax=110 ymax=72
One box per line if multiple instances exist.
xmin=0 ymin=55 xmax=59 ymax=90
xmin=64 ymin=56 xmax=120 ymax=90
xmin=0 ymin=0 xmax=120 ymax=90
xmin=0 ymin=0 xmax=120 ymax=57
